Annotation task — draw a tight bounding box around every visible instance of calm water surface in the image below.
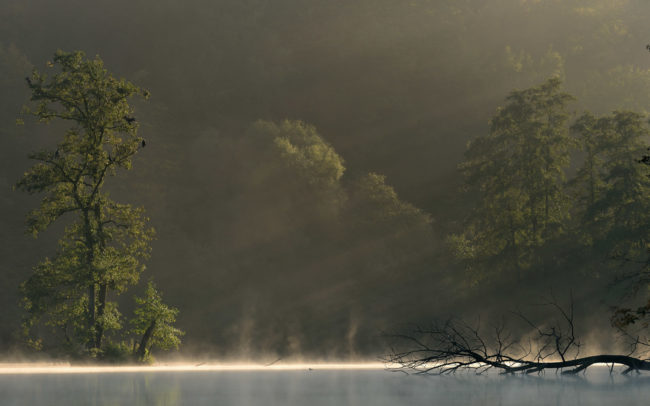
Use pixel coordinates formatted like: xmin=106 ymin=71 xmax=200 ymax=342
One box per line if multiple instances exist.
xmin=1 ymin=366 xmax=648 ymax=405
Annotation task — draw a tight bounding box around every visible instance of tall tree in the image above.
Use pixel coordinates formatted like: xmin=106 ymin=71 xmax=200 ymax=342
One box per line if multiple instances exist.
xmin=612 ymin=141 xmax=650 ymax=328
xmin=573 ymin=111 xmax=650 ymax=272
xmin=451 ymin=78 xmax=574 ymax=281
xmin=570 ymin=113 xmax=608 ymax=211
xmin=17 ymin=50 xmax=154 ymax=352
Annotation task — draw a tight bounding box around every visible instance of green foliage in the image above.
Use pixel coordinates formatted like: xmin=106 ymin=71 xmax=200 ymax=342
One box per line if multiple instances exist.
xmin=253 ymin=119 xmax=345 ymax=187
xmin=452 ymin=77 xmax=650 ymax=298
xmin=99 ymin=341 xmax=133 ymax=364
xmin=452 ymin=78 xmax=575 ymax=281
xmin=348 ymin=172 xmax=431 ymax=233
xmin=250 ymin=119 xmax=432 ymax=246
xmin=569 ymin=112 xmax=608 ymax=212
xmin=131 ymin=281 xmax=183 ymax=362
xmin=572 ymin=111 xmax=650 ymax=267
xmin=16 ymin=50 xmax=161 ymax=355
xmin=248 ymin=119 xmax=347 ymax=232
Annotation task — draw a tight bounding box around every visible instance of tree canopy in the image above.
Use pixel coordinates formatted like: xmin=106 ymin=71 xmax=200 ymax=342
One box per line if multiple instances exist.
xmin=450 ymin=78 xmax=574 ymax=282
xmin=131 ymin=281 xmax=183 ymax=362
xmin=17 ymin=50 xmax=181 ymax=360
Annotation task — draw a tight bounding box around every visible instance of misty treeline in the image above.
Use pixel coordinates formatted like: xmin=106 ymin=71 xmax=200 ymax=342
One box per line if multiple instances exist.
xmin=450 ymin=78 xmax=650 ymax=291
xmin=1 ymin=0 xmax=650 ymax=358
xmin=389 ymin=75 xmax=650 ymax=372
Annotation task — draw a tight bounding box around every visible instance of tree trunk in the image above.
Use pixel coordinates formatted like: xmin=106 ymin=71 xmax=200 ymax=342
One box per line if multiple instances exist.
xmin=94 ymin=283 xmax=108 ymax=349
xmin=508 ymin=354 xmax=650 ymax=375
xmin=588 ymin=148 xmax=596 ymax=207
xmin=508 ymin=215 xmax=520 ymax=281
xmin=83 ymin=208 xmax=97 ymax=349
xmin=88 ymin=283 xmax=95 ymax=348
xmin=136 ymin=320 xmax=157 ymax=361
xmin=93 ymin=204 xmax=106 ymax=350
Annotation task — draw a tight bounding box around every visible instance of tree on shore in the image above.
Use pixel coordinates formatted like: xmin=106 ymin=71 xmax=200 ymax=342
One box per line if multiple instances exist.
xmin=607 ymin=137 xmax=650 ymax=336
xmin=417 ymin=80 xmax=650 ymax=376
xmin=16 ymin=50 xmax=180 ymax=358
xmin=570 ymin=111 xmax=650 ymax=281
xmin=130 ymin=281 xmax=183 ymax=362
xmin=449 ymin=78 xmax=574 ymax=282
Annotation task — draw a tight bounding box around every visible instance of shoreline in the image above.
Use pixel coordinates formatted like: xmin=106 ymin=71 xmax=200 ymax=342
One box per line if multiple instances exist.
xmin=0 ymin=362 xmax=387 ymax=375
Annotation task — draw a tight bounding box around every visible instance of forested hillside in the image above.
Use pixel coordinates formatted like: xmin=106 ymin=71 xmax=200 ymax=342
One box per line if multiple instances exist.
xmin=1 ymin=0 xmax=649 ymax=359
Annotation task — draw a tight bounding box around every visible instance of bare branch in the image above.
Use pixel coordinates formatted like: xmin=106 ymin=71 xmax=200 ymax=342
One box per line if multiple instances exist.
xmin=385 ymin=300 xmax=650 ymax=375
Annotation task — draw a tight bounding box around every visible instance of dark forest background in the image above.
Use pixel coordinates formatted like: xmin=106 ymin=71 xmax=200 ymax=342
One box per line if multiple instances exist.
xmin=1 ymin=0 xmax=649 ymax=360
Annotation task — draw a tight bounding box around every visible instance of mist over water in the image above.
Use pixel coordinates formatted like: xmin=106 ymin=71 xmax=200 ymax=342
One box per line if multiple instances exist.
xmin=1 ymin=366 xmax=648 ymax=406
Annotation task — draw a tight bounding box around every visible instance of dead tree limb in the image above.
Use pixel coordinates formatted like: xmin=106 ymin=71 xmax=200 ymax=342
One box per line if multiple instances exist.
xmin=384 ymin=303 xmax=650 ymax=375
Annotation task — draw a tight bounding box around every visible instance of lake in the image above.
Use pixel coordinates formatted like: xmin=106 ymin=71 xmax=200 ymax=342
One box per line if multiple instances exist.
xmin=1 ymin=364 xmax=648 ymax=405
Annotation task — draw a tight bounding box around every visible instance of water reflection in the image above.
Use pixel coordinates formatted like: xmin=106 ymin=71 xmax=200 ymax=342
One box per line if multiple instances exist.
xmin=1 ymin=367 xmax=649 ymax=406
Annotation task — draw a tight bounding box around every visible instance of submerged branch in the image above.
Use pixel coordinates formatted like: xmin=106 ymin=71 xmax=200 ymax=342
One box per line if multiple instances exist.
xmin=385 ymin=306 xmax=650 ymax=375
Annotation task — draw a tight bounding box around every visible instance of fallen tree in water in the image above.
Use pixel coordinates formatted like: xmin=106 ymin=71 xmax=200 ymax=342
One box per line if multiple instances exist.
xmin=385 ymin=300 xmax=650 ymax=375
